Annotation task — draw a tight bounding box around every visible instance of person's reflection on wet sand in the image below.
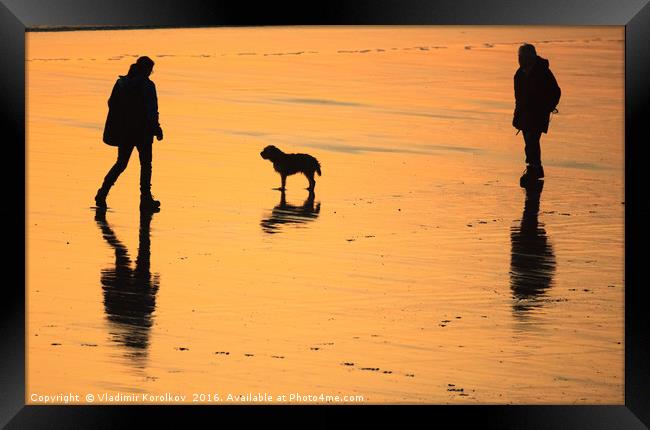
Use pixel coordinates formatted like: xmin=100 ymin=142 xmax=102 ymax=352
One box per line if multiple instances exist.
xmin=95 ymin=207 xmax=159 ymax=366
xmin=510 ymin=181 xmax=556 ymax=318
xmin=261 ymin=190 xmax=321 ymax=234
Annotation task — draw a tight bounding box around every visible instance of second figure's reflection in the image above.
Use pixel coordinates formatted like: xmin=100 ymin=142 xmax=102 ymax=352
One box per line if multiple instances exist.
xmin=510 ymin=181 xmax=556 ymax=318
xmin=261 ymin=190 xmax=321 ymax=234
xmin=95 ymin=207 xmax=159 ymax=366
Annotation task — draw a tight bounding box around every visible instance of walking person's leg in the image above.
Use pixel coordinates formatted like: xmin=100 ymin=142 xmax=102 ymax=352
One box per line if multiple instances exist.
xmin=136 ymin=138 xmax=160 ymax=210
xmin=95 ymin=144 xmax=135 ymax=207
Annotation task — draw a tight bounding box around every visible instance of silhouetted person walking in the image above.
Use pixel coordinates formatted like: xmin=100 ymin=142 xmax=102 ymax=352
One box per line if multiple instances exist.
xmin=513 ymin=44 xmax=561 ymax=187
xmin=96 ymin=56 xmax=164 ymax=210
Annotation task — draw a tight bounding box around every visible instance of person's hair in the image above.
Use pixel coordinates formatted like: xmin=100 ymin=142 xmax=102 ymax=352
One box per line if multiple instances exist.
xmin=126 ymin=56 xmax=155 ymax=77
xmin=136 ymin=56 xmax=155 ymax=70
xmin=519 ymin=43 xmax=537 ymax=57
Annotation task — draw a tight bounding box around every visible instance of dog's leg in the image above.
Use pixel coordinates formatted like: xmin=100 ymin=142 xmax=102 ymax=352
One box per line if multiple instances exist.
xmin=304 ymin=190 xmax=315 ymax=209
xmin=306 ymin=171 xmax=316 ymax=191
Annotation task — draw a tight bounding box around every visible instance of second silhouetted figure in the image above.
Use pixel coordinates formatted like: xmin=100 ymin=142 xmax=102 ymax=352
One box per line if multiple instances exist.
xmin=513 ymin=44 xmax=561 ymax=187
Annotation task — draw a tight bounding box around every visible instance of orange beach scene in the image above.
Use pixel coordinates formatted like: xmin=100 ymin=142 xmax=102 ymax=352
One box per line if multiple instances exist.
xmin=26 ymin=26 xmax=624 ymax=404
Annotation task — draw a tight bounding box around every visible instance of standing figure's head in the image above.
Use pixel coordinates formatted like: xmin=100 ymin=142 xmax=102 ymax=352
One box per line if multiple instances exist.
xmin=518 ymin=43 xmax=537 ymax=69
xmin=127 ymin=56 xmax=155 ymax=78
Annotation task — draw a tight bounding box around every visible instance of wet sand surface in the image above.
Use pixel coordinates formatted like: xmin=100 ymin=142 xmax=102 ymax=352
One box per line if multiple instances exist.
xmin=26 ymin=27 xmax=623 ymax=404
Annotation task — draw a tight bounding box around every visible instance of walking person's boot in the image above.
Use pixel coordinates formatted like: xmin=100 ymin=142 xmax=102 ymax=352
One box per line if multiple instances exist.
xmin=95 ymin=166 xmax=123 ymax=208
xmin=140 ymin=190 xmax=161 ymax=212
xmin=95 ymin=185 xmax=110 ymax=208
xmin=139 ymin=158 xmax=160 ymax=211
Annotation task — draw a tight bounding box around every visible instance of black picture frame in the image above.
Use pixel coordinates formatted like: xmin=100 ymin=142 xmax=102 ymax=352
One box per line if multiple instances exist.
xmin=2 ymin=0 xmax=648 ymax=428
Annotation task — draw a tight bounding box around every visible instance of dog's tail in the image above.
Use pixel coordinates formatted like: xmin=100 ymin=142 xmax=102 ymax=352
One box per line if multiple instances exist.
xmin=316 ymin=162 xmax=321 ymax=176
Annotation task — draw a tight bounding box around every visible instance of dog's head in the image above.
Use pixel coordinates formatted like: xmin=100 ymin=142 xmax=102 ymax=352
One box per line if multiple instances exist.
xmin=260 ymin=145 xmax=283 ymax=161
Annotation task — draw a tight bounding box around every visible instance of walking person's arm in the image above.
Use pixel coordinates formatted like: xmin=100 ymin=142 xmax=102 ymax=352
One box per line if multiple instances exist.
xmin=143 ymin=81 xmax=163 ymax=140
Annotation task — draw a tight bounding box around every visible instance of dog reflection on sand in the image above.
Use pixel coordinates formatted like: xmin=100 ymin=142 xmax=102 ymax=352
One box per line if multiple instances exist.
xmin=261 ymin=190 xmax=321 ymax=234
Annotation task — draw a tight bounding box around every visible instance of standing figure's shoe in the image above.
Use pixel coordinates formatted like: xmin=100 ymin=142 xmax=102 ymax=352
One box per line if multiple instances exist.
xmin=519 ymin=167 xmax=531 ymax=188
xmin=527 ymin=164 xmax=544 ymax=179
xmin=520 ymin=165 xmax=544 ymax=188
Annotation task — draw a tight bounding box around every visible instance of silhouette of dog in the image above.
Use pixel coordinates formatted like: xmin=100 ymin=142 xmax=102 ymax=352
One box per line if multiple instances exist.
xmin=260 ymin=145 xmax=321 ymax=191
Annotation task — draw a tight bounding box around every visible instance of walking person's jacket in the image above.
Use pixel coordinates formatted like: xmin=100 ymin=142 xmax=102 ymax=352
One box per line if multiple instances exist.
xmin=103 ymin=74 xmax=161 ymax=146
